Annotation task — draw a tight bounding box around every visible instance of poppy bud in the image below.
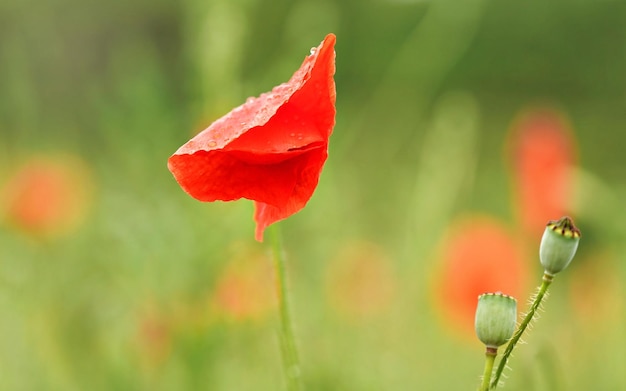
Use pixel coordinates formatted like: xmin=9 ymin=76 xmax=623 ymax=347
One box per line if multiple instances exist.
xmin=475 ymin=293 xmax=517 ymax=348
xmin=539 ymin=216 xmax=581 ymax=276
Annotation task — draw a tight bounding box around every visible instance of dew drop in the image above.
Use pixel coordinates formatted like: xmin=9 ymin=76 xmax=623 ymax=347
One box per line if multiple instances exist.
xmin=289 ymin=132 xmax=296 ymax=137
xmin=309 ymin=47 xmax=316 ymax=55
xmin=208 ymin=140 xmax=217 ymax=148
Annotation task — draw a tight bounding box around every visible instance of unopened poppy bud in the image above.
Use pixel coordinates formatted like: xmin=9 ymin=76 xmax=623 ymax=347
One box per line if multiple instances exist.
xmin=475 ymin=293 xmax=517 ymax=348
xmin=539 ymin=216 xmax=581 ymax=276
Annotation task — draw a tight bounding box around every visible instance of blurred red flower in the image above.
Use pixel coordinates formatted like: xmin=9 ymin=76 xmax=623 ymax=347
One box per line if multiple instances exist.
xmin=432 ymin=106 xmax=577 ymax=338
xmin=135 ymin=303 xmax=172 ymax=372
xmin=212 ymin=243 xmax=276 ymax=322
xmin=434 ymin=216 xmax=529 ymax=335
xmin=1 ymin=155 xmax=93 ymax=238
xmin=568 ymin=252 xmax=622 ymax=330
xmin=326 ymin=241 xmax=396 ymax=320
xmin=168 ymin=34 xmax=337 ymax=241
xmin=506 ymin=108 xmax=576 ymax=237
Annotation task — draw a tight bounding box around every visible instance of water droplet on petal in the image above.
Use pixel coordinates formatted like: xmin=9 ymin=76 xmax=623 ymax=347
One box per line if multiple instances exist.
xmin=208 ymin=140 xmax=217 ymax=148
xmin=310 ymin=47 xmax=316 ymax=55
xmin=289 ymin=132 xmax=296 ymax=137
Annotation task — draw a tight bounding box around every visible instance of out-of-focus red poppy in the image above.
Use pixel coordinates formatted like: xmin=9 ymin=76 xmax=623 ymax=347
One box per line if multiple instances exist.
xmin=212 ymin=243 xmax=276 ymax=322
xmin=326 ymin=241 xmax=395 ymax=320
xmin=568 ymin=252 xmax=623 ymax=330
xmin=432 ymin=106 xmax=578 ymax=339
xmin=134 ymin=303 xmax=172 ymax=373
xmin=433 ymin=216 xmax=529 ymax=336
xmin=1 ymin=155 xmax=93 ymax=238
xmin=168 ymin=34 xmax=336 ymax=241
xmin=506 ymin=108 xmax=577 ymax=237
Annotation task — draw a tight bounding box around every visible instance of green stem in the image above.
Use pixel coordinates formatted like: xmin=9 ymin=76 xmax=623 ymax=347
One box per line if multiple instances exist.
xmin=490 ymin=273 xmax=553 ymax=389
xmin=478 ymin=347 xmax=497 ymax=391
xmin=269 ymin=224 xmax=303 ymax=391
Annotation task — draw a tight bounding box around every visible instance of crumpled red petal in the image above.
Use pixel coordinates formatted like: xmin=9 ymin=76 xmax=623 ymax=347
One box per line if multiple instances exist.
xmin=168 ymin=34 xmax=336 ymax=241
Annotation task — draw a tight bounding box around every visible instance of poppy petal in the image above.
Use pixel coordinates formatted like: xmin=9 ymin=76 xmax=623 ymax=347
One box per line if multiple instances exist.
xmin=168 ymin=34 xmax=336 ymax=241
xmin=253 ymin=146 xmax=328 ymax=241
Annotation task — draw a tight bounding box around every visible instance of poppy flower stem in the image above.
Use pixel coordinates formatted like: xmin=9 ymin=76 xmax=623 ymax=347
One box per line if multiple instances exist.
xmin=478 ymin=347 xmax=497 ymax=391
xmin=490 ymin=274 xmax=553 ymax=389
xmin=269 ymin=224 xmax=303 ymax=391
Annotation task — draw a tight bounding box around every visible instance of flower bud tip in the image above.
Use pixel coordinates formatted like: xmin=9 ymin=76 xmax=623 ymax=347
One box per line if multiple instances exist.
xmin=540 ymin=216 xmax=581 ymax=276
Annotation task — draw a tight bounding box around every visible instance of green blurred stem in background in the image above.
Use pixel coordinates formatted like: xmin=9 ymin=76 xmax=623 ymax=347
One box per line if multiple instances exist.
xmin=270 ymin=224 xmax=303 ymax=391
xmin=490 ymin=275 xmax=553 ymax=389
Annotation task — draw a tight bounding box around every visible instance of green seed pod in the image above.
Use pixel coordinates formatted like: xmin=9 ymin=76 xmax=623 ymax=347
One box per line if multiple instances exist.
xmin=475 ymin=293 xmax=517 ymax=348
xmin=539 ymin=216 xmax=581 ymax=276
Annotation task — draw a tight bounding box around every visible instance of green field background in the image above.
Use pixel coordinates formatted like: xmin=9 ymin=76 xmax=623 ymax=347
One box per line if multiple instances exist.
xmin=1 ymin=0 xmax=625 ymax=389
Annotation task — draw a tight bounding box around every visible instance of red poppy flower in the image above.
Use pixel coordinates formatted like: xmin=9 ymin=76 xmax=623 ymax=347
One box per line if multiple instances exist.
xmin=1 ymin=155 xmax=93 ymax=238
xmin=432 ymin=106 xmax=578 ymax=340
xmin=134 ymin=303 xmax=172 ymax=372
xmin=168 ymin=34 xmax=337 ymax=241
xmin=325 ymin=241 xmax=396 ymax=320
xmin=433 ymin=216 xmax=529 ymax=336
xmin=506 ymin=108 xmax=576 ymax=237
xmin=212 ymin=243 xmax=276 ymax=322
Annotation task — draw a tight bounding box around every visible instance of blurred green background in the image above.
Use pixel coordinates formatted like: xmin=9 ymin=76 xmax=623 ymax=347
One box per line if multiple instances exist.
xmin=1 ymin=0 xmax=625 ymax=389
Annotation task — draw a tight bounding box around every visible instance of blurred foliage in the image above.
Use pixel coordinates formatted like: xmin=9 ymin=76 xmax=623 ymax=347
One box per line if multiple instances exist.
xmin=1 ymin=0 xmax=625 ymax=389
